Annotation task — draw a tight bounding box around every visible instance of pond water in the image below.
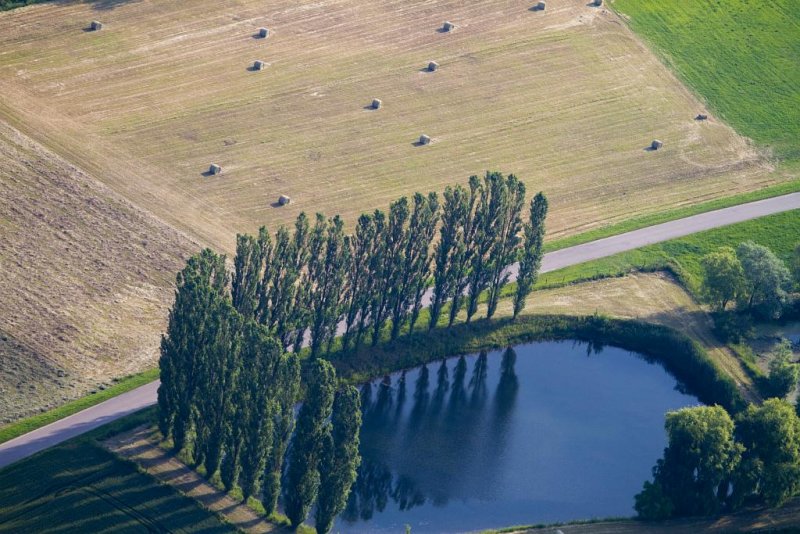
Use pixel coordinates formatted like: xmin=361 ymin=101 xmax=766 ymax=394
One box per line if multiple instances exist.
xmin=332 ymin=340 xmax=700 ymax=533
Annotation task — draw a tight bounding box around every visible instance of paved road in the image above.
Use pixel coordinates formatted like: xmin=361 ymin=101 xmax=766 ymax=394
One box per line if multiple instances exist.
xmin=1 ymin=193 xmax=798 ymax=469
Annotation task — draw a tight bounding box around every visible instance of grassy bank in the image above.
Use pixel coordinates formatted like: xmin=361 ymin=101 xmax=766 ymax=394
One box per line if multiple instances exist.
xmin=0 ymin=407 xmax=236 ymax=533
xmin=613 ymin=0 xmax=800 ymax=161
xmin=537 ymin=209 xmax=800 ymax=297
xmin=0 ymin=367 xmax=159 ymax=446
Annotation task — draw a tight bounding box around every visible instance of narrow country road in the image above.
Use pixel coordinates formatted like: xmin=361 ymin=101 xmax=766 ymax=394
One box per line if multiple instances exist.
xmin=1 ymin=193 xmax=798 ymax=469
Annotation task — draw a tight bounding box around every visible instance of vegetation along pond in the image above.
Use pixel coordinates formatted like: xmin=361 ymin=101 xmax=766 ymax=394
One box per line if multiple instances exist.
xmin=332 ymin=340 xmax=700 ymax=533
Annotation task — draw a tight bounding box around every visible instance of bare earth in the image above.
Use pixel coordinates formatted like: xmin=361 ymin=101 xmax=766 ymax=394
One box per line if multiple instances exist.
xmin=104 ymin=425 xmax=279 ymax=534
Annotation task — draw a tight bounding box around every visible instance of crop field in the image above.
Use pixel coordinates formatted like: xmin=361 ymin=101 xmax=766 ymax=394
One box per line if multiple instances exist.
xmin=0 ymin=0 xmax=784 ymax=249
xmin=0 ymin=433 xmax=235 ymax=533
xmin=613 ymin=0 xmax=800 ymax=162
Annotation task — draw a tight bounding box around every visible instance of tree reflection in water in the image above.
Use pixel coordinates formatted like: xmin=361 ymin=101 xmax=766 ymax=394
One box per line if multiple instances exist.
xmin=342 ymin=348 xmax=519 ymax=525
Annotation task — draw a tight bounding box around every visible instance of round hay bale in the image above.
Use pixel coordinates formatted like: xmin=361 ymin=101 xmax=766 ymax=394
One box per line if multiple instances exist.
xmin=258 ymin=27 xmax=269 ymax=38
xmin=696 ymin=113 xmax=708 ymax=121
xmin=90 ymin=21 xmax=103 ymax=31
xmin=209 ymin=164 xmax=221 ymax=175
xmin=593 ymin=0 xmax=603 ymax=6
xmin=371 ymin=98 xmax=382 ymax=110
xmin=419 ymin=134 xmax=431 ymax=145
xmin=278 ymin=194 xmax=291 ymax=206
xmin=442 ymin=21 xmax=455 ymax=32
xmin=651 ymin=139 xmax=663 ymax=150
xmin=536 ymin=1 xmax=546 ymax=10
xmin=428 ymin=61 xmax=439 ymax=72
xmin=253 ymin=60 xmax=265 ymax=71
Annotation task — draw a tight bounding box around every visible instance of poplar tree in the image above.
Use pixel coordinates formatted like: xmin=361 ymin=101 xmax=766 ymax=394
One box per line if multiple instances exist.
xmin=390 ymin=193 xmax=439 ymax=339
xmin=292 ymin=214 xmax=327 ymax=351
xmin=284 ymin=359 xmax=337 ymax=527
xmin=486 ymin=175 xmax=525 ymax=319
xmin=371 ymin=198 xmax=409 ymax=345
xmin=158 ymin=249 xmax=229 ymax=453
xmin=315 ymin=386 xmax=363 ymax=534
xmin=429 ymin=185 xmax=467 ymax=330
xmin=236 ymin=323 xmax=283 ymax=501
xmin=407 ymin=192 xmax=439 ymax=333
xmin=513 ymin=192 xmax=548 ymax=319
xmin=195 ymin=299 xmax=241 ymax=477
xmin=309 ymin=216 xmax=348 ymax=357
xmin=261 ymin=352 xmax=301 ymax=515
xmin=356 ymin=210 xmax=385 ymax=348
xmin=232 ymin=227 xmax=272 ymax=319
xmin=447 ymin=176 xmax=481 ymax=327
xmin=342 ymin=214 xmax=378 ymax=351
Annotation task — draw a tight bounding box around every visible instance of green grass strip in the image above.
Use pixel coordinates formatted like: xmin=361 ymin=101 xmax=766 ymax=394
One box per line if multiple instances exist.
xmin=0 ymin=367 xmax=160 ymax=445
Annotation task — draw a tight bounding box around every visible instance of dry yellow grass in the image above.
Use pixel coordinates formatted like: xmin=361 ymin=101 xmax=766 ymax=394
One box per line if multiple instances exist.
xmin=0 ymin=0 xmax=783 ymax=252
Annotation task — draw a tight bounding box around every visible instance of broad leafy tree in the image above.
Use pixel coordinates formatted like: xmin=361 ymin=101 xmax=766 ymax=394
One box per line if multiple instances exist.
xmin=737 ymin=241 xmax=792 ymax=318
xmin=766 ymin=339 xmax=799 ymax=399
xmin=635 ymin=406 xmax=741 ymax=518
xmin=700 ymin=247 xmax=745 ymax=312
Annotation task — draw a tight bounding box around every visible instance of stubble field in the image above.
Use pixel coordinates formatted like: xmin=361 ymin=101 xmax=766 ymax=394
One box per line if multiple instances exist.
xmin=0 ymin=0 xmax=782 ymax=249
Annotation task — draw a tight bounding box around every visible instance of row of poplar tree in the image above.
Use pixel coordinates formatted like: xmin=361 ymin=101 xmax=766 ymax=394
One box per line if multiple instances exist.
xmin=230 ymin=171 xmax=548 ymax=358
xmin=157 ymin=171 xmax=548 ymax=531
xmin=157 ymin=251 xmax=361 ymax=532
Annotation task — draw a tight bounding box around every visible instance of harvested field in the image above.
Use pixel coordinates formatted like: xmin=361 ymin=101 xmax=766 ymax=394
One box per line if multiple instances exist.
xmin=0 ymin=0 xmax=783 ymax=248
xmin=0 ymin=120 xmax=193 ymax=424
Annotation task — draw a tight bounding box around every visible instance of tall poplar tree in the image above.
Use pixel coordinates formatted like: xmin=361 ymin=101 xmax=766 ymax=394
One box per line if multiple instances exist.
xmin=232 ymin=227 xmax=272 ymax=319
xmin=447 ymin=176 xmax=481 ymax=327
xmin=486 ymin=175 xmax=525 ymax=319
xmin=315 ymin=386 xmax=362 ymax=534
xmin=513 ymin=192 xmax=548 ymax=318
xmin=407 ymin=192 xmax=439 ymax=333
xmin=261 ymin=352 xmax=301 ymax=515
xmin=284 ymin=359 xmax=337 ymax=527
xmin=429 ymin=185 xmax=467 ymax=330
xmin=342 ymin=214 xmax=378 ymax=351
xmin=370 ymin=198 xmax=409 ymax=345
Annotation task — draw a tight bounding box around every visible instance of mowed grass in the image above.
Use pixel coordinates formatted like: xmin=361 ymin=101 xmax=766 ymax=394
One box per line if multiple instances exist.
xmin=538 ymin=209 xmax=800 ymax=296
xmin=0 ymin=0 xmax=782 ymax=250
xmin=613 ymin=0 xmax=800 ymax=161
xmin=0 ymin=410 xmax=234 ymax=534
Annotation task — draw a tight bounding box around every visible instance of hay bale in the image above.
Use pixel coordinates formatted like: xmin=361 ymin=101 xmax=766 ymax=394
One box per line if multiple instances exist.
xmin=253 ymin=60 xmax=265 ymax=71
xmin=90 ymin=21 xmax=103 ymax=31
xmin=593 ymin=0 xmax=603 ymax=6
xmin=371 ymin=98 xmax=382 ymax=110
xmin=209 ymin=163 xmax=221 ymax=175
xmin=258 ymin=27 xmax=270 ymax=38
xmin=535 ymin=1 xmax=546 ymax=10
xmin=651 ymin=139 xmax=663 ymax=150
xmin=278 ymin=194 xmax=291 ymax=206
xmin=696 ymin=113 xmax=708 ymax=121
xmin=442 ymin=21 xmax=455 ymax=32
xmin=428 ymin=61 xmax=439 ymax=72
xmin=419 ymin=134 xmax=431 ymax=145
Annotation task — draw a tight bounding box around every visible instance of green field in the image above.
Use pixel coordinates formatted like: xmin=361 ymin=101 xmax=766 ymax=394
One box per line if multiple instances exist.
xmin=539 ymin=209 xmax=800 ymax=296
xmin=613 ymin=0 xmax=800 ymax=161
xmin=0 ymin=409 xmax=234 ymax=533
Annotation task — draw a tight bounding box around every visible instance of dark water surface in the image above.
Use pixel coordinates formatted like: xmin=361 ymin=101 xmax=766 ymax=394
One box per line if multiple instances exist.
xmin=332 ymin=340 xmax=699 ymax=533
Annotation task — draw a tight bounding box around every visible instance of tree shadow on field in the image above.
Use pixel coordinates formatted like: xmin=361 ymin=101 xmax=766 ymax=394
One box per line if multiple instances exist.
xmin=54 ymin=0 xmax=143 ymax=11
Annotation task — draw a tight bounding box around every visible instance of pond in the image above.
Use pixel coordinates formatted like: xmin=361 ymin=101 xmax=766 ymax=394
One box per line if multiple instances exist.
xmin=332 ymin=340 xmax=700 ymax=533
